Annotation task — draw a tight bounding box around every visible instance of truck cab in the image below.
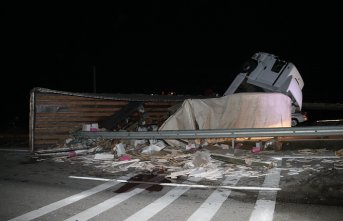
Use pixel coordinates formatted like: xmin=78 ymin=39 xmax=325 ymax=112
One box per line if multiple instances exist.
xmin=224 ymin=52 xmax=304 ymax=113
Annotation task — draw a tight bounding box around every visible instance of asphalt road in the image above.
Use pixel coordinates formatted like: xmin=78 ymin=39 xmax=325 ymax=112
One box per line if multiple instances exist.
xmin=0 ymin=149 xmax=343 ymax=221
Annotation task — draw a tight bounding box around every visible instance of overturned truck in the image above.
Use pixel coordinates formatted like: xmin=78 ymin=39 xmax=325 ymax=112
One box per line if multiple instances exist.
xmin=29 ymin=52 xmax=306 ymax=152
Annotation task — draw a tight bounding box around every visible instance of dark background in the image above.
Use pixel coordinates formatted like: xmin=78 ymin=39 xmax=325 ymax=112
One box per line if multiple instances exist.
xmin=2 ymin=2 xmax=343 ymax=132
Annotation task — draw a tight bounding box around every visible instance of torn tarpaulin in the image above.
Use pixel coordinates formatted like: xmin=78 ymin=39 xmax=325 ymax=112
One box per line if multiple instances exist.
xmin=158 ymin=93 xmax=291 ymax=147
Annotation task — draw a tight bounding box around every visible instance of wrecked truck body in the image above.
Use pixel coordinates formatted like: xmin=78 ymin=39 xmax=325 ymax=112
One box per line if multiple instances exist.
xmin=28 ymin=87 xmax=343 ymax=182
xmin=30 ymin=87 xmax=343 ymax=154
xmin=29 ymin=87 xmax=201 ymax=152
xmin=29 ymin=87 xmax=292 ymax=153
xmin=29 ymin=52 xmax=304 ymax=152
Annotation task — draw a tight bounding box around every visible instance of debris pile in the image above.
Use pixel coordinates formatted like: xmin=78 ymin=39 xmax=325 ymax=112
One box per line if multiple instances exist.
xmin=33 ymin=135 xmax=279 ymax=181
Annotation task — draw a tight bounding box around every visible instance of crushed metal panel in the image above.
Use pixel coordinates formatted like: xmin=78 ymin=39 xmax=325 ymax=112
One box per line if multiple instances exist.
xmin=99 ymin=101 xmax=144 ymax=130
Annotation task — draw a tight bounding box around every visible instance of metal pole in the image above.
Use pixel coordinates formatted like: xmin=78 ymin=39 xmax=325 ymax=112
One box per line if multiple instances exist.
xmin=29 ymin=89 xmax=36 ymax=152
xmin=93 ymin=65 xmax=96 ymax=93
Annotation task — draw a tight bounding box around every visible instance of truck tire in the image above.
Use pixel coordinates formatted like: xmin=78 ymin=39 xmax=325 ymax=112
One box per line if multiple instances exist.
xmin=241 ymin=59 xmax=257 ymax=73
xmin=291 ymin=118 xmax=298 ymax=127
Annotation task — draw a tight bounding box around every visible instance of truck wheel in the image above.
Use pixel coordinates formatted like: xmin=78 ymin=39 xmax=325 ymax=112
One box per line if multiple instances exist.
xmin=241 ymin=59 xmax=257 ymax=73
xmin=291 ymin=118 xmax=298 ymax=127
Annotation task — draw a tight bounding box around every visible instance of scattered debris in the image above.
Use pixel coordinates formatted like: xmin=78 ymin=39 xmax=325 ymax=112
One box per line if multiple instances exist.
xmin=114 ymin=143 xmax=126 ymax=156
xmin=82 ymin=123 xmax=99 ymax=132
xmin=30 ymin=130 xmax=343 ymax=182
xmin=94 ymin=153 xmax=114 ymax=160
xmin=335 ymin=148 xmax=343 ymax=157
xmin=112 ymin=159 xmax=140 ymax=169
xmin=192 ymin=151 xmax=211 ymax=167
xmin=141 ymin=140 xmax=166 ymax=154
xmin=119 ymin=155 xmax=132 ymax=161
xmin=210 ymin=153 xmax=275 ymax=168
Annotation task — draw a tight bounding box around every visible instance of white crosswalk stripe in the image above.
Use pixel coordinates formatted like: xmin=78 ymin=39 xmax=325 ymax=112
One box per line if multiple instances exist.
xmin=64 ymin=175 xmax=167 ymax=221
xmin=8 ymin=173 xmax=136 ymax=221
xmin=124 ymin=177 xmax=202 ymax=221
xmin=64 ymin=187 xmax=146 ymax=221
xmin=249 ymin=168 xmax=281 ymax=221
xmin=186 ymin=175 xmax=241 ymax=221
xmin=8 ymin=169 xmax=282 ymax=221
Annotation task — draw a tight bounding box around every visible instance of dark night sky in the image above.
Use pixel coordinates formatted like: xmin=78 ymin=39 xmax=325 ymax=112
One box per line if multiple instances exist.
xmin=2 ymin=2 xmax=343 ymax=130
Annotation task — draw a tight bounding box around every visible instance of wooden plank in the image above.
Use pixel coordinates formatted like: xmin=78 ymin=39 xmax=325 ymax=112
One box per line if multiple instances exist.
xmin=34 ymin=127 xmax=81 ymax=133
xmin=36 ymin=94 xmax=129 ymax=103
xmin=36 ymin=95 xmax=128 ymax=103
xmin=143 ymin=108 xmax=173 ymax=112
xmin=35 ymin=122 xmax=86 ymax=127
xmin=36 ymin=112 xmax=115 ymax=117
xmin=144 ymin=103 xmax=179 ymax=107
xmin=34 ymin=139 xmax=62 ymax=146
xmin=50 ymin=107 xmax=122 ymax=112
xmin=35 ymin=117 xmax=105 ymax=122
xmin=36 ymin=100 xmax=128 ymax=106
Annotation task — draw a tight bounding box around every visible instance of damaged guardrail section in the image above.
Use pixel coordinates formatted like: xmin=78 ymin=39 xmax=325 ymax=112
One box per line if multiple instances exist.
xmin=74 ymin=126 xmax=343 ymax=140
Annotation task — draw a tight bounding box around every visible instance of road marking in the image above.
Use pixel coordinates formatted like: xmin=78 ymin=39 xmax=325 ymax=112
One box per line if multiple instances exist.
xmin=8 ymin=173 xmax=135 ymax=221
xmin=64 ymin=175 xmax=165 ymax=221
xmin=71 ymin=175 xmax=280 ymax=191
xmin=69 ymin=176 xmax=115 ymax=182
xmin=186 ymin=175 xmax=241 ymax=221
xmin=124 ymin=177 xmax=201 ymax=221
xmin=64 ymin=187 xmax=146 ymax=221
xmin=249 ymin=168 xmax=281 ymax=221
xmin=272 ymin=156 xmax=339 ymax=160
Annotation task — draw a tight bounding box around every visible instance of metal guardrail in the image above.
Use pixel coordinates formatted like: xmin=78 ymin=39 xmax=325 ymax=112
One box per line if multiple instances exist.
xmin=74 ymin=126 xmax=343 ymax=140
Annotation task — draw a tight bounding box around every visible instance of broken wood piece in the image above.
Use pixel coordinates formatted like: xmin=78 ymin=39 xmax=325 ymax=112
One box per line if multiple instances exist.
xmin=166 ymin=169 xmax=193 ymax=179
xmin=112 ymin=159 xmax=140 ymax=167
xmin=335 ymin=148 xmax=343 ymax=157
xmin=210 ymin=153 xmax=275 ymax=168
